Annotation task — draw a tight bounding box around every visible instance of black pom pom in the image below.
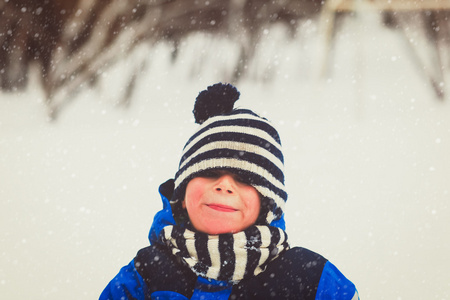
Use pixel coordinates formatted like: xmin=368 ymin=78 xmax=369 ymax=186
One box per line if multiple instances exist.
xmin=193 ymin=83 xmax=240 ymax=124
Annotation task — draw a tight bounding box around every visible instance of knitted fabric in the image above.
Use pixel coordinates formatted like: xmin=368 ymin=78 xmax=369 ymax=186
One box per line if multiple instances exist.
xmin=159 ymin=224 xmax=289 ymax=283
xmin=171 ymin=108 xmax=287 ymax=225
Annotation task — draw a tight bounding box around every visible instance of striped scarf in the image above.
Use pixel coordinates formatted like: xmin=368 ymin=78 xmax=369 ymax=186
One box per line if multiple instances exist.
xmin=159 ymin=224 xmax=289 ymax=283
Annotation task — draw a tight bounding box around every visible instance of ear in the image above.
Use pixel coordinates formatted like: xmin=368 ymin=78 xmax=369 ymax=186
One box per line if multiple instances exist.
xmin=181 ymin=200 xmax=186 ymax=209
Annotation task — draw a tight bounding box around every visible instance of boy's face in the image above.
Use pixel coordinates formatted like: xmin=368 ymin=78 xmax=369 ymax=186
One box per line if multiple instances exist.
xmin=182 ymin=170 xmax=261 ymax=235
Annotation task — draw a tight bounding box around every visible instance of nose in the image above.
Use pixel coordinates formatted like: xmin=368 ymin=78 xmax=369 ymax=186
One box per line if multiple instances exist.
xmin=214 ymin=175 xmax=235 ymax=194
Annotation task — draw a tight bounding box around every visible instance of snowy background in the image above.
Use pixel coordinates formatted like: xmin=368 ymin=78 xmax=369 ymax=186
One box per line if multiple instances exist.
xmin=1 ymin=12 xmax=450 ymax=300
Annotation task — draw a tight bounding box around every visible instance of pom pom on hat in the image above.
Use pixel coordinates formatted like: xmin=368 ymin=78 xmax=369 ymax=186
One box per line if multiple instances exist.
xmin=193 ymin=83 xmax=240 ymax=124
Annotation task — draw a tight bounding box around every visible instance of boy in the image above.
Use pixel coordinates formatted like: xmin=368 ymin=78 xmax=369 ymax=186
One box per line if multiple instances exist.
xmin=100 ymin=83 xmax=359 ymax=299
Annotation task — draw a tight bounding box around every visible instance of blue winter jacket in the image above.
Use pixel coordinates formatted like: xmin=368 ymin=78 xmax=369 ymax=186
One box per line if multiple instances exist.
xmin=100 ymin=180 xmax=359 ymax=300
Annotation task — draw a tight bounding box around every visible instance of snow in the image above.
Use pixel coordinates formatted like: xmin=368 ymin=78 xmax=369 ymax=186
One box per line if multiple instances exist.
xmin=1 ymin=13 xmax=449 ymax=299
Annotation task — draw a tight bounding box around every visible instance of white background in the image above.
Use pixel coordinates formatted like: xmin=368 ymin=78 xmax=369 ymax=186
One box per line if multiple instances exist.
xmin=1 ymin=13 xmax=449 ymax=299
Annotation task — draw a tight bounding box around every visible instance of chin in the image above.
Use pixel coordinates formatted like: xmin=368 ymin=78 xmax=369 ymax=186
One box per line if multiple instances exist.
xmin=205 ymin=228 xmax=235 ymax=235
xmin=203 ymin=224 xmax=241 ymax=235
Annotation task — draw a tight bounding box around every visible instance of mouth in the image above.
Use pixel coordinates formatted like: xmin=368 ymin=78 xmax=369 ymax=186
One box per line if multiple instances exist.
xmin=206 ymin=204 xmax=238 ymax=212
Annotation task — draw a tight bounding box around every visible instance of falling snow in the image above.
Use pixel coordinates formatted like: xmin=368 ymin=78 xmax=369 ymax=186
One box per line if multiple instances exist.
xmin=1 ymin=8 xmax=450 ymax=300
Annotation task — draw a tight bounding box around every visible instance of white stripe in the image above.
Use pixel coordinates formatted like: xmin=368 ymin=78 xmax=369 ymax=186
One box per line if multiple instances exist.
xmin=232 ymin=231 xmax=248 ymax=282
xmin=183 ymin=230 xmax=198 ymax=268
xmin=179 ymin=140 xmax=284 ymax=172
xmin=252 ymin=185 xmax=286 ymax=214
xmin=265 ymin=210 xmax=275 ymax=225
xmin=163 ymin=226 xmax=178 ymax=248
xmin=257 ymin=226 xmax=273 ymax=248
xmin=206 ymin=236 xmax=221 ymax=279
xmin=163 ymin=227 xmax=179 ymax=256
xmin=174 ymin=158 xmax=285 ymax=193
xmin=182 ymin=124 xmax=282 ymax=158
xmin=254 ymin=226 xmax=271 ymax=275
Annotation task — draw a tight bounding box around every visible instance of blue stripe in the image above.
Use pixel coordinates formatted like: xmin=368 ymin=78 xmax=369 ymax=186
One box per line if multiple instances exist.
xmin=191 ymin=277 xmax=232 ymax=300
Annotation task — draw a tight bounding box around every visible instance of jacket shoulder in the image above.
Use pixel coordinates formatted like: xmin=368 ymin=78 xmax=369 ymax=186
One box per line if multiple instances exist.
xmin=316 ymin=261 xmax=359 ymax=300
xmin=99 ymin=259 xmax=145 ymax=300
xmin=230 ymin=247 xmax=327 ymax=299
xmin=134 ymin=244 xmax=197 ymax=297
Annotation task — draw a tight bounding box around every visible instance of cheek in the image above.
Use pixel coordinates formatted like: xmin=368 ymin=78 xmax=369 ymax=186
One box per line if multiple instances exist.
xmin=244 ymin=188 xmax=261 ymax=217
xmin=184 ymin=179 xmax=205 ymax=208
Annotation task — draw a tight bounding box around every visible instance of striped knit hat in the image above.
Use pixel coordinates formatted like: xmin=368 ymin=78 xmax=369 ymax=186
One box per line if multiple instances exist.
xmin=171 ymin=83 xmax=287 ymax=226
